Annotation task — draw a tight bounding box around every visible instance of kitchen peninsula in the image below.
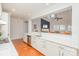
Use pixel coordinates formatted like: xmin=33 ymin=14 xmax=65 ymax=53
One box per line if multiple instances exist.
xmin=30 ymin=6 xmax=79 ymax=56
xmin=30 ymin=32 xmax=78 ymax=56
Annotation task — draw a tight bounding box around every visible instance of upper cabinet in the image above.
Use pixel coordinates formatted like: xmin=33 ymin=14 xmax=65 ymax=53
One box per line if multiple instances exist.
xmin=0 ymin=3 xmax=2 ymax=17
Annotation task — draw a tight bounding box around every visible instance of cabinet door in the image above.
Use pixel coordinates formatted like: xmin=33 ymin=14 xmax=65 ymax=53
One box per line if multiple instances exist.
xmin=45 ymin=41 xmax=60 ymax=56
xmin=31 ymin=36 xmax=38 ymax=48
xmin=36 ymin=38 xmax=45 ymax=54
xmin=31 ymin=36 xmax=46 ymax=55
xmin=35 ymin=38 xmax=43 ymax=50
xmin=59 ymin=46 xmax=77 ymax=56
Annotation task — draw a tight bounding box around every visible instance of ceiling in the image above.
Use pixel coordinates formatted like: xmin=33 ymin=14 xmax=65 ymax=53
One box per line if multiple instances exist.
xmin=2 ymin=3 xmax=55 ymax=19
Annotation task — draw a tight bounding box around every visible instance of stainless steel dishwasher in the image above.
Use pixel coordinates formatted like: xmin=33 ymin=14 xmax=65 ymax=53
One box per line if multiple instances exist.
xmin=27 ymin=35 xmax=31 ymax=46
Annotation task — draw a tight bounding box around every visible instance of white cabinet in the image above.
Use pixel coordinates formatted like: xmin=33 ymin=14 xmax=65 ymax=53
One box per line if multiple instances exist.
xmin=31 ymin=35 xmax=78 ymax=56
xmin=62 ymin=49 xmax=76 ymax=56
xmin=31 ymin=36 xmax=38 ymax=49
xmin=35 ymin=38 xmax=43 ymax=50
xmin=36 ymin=38 xmax=46 ymax=54
xmin=59 ymin=46 xmax=77 ymax=56
xmin=31 ymin=36 xmax=45 ymax=54
xmin=31 ymin=36 xmax=60 ymax=56
xmin=23 ymin=38 xmax=27 ymax=43
xmin=23 ymin=34 xmax=27 ymax=43
xmin=45 ymin=41 xmax=60 ymax=56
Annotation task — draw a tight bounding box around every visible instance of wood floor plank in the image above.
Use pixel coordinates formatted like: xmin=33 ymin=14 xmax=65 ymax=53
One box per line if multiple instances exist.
xmin=12 ymin=39 xmax=44 ymax=56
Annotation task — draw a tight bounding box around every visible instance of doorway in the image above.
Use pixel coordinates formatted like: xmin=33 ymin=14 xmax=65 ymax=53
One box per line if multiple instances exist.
xmin=24 ymin=21 xmax=28 ymax=33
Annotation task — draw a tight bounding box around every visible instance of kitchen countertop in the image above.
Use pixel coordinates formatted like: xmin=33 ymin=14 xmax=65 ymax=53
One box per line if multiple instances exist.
xmin=0 ymin=38 xmax=18 ymax=56
xmin=31 ymin=32 xmax=79 ymax=49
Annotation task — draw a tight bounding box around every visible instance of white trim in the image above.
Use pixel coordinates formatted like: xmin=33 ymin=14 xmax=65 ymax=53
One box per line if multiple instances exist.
xmin=30 ymin=4 xmax=72 ymax=20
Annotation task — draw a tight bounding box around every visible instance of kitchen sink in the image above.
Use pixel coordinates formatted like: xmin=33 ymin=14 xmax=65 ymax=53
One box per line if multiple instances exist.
xmin=35 ymin=35 xmax=42 ymax=37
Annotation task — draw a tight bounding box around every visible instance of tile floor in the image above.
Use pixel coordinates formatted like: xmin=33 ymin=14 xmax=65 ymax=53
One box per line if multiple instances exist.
xmin=12 ymin=39 xmax=44 ymax=56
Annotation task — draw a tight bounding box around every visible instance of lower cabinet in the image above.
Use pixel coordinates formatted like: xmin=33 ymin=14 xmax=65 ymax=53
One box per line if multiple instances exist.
xmin=59 ymin=46 xmax=77 ymax=56
xmin=31 ymin=36 xmax=77 ymax=56
xmin=62 ymin=49 xmax=76 ymax=56
xmin=31 ymin=36 xmax=46 ymax=54
xmin=45 ymin=41 xmax=60 ymax=56
xmin=31 ymin=36 xmax=38 ymax=49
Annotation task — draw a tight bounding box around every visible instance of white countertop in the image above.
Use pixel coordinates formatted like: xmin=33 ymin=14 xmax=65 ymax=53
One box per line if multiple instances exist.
xmin=0 ymin=39 xmax=18 ymax=56
xmin=31 ymin=32 xmax=79 ymax=49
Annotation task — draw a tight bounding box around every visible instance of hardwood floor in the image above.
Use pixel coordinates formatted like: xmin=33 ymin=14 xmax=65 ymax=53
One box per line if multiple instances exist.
xmin=12 ymin=39 xmax=44 ymax=56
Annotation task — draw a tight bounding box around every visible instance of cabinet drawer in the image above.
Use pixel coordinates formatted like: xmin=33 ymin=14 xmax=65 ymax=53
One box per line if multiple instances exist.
xmin=60 ymin=46 xmax=77 ymax=56
xmin=60 ymin=46 xmax=77 ymax=53
xmin=62 ymin=49 xmax=76 ymax=56
xmin=45 ymin=41 xmax=60 ymax=56
xmin=46 ymin=41 xmax=59 ymax=47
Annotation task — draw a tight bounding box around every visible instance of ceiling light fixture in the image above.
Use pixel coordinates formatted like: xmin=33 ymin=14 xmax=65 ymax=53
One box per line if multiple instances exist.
xmin=47 ymin=14 xmax=63 ymax=21
xmin=50 ymin=14 xmax=55 ymax=18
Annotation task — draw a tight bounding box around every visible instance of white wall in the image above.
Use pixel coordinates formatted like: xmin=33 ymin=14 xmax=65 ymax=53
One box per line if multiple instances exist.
xmin=28 ymin=20 xmax=32 ymax=33
xmin=0 ymin=3 xmax=2 ymax=16
xmin=72 ymin=4 xmax=79 ymax=47
xmin=10 ymin=17 xmax=28 ymax=40
xmin=24 ymin=21 xmax=28 ymax=33
xmin=30 ymin=3 xmax=72 ymax=20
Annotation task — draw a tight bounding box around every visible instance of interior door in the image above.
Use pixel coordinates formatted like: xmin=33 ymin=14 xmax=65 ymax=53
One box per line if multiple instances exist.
xmin=24 ymin=21 xmax=28 ymax=33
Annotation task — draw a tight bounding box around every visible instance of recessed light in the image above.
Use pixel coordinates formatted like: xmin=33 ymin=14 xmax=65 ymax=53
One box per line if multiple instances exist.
xmin=51 ymin=14 xmax=55 ymax=18
xmin=11 ymin=8 xmax=16 ymax=12
xmin=46 ymin=3 xmax=49 ymax=6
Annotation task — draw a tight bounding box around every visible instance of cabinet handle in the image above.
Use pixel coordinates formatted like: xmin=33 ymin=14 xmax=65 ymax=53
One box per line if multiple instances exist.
xmin=43 ymin=45 xmax=46 ymax=48
xmin=62 ymin=52 xmax=64 ymax=56
xmin=59 ymin=50 xmax=61 ymax=56
xmin=59 ymin=47 xmax=64 ymax=56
